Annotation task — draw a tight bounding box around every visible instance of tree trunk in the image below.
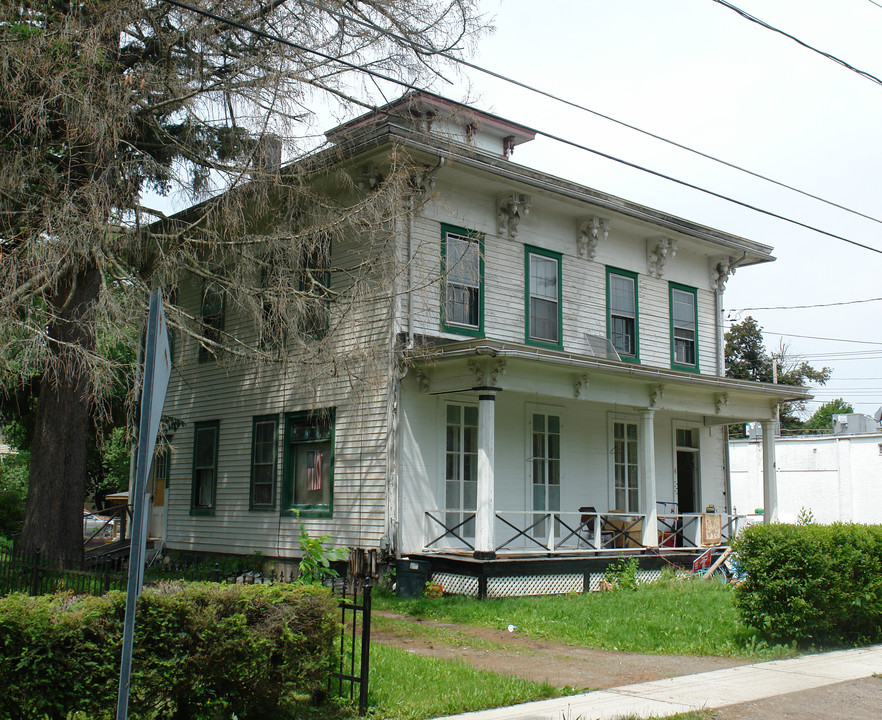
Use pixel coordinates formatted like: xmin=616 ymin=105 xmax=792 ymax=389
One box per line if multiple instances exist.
xmin=19 ymin=267 xmax=102 ymax=562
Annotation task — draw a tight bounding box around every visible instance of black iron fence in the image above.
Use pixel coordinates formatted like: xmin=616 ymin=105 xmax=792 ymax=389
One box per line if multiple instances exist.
xmin=0 ymin=546 xmax=374 ymax=715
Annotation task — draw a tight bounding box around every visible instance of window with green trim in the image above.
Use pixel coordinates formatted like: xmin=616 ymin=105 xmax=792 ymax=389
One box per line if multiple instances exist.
xmin=525 ymin=246 xmax=562 ymax=348
xmin=281 ymin=409 xmax=334 ymax=516
xmin=198 ymin=284 xmax=224 ymax=362
xmin=190 ymin=421 xmax=219 ymax=515
xmin=298 ymin=242 xmax=331 ymax=339
xmin=607 ymin=268 xmax=639 ymax=361
xmin=441 ymin=225 xmax=484 ymax=335
xmin=250 ymin=415 xmax=278 ymax=509
xmin=670 ymin=283 xmax=698 ymax=371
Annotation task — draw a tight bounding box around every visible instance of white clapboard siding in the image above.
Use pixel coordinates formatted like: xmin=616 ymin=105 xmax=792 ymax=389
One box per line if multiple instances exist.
xmin=163 ymin=230 xmax=397 ymax=557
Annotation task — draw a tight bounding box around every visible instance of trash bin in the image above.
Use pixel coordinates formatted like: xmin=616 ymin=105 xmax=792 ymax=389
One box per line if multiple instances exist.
xmin=395 ymin=558 xmax=430 ymax=598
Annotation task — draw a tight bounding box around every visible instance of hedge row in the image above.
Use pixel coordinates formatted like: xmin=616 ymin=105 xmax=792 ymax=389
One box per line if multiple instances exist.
xmin=0 ymin=581 xmax=339 ymax=720
xmin=732 ymin=522 xmax=882 ymax=645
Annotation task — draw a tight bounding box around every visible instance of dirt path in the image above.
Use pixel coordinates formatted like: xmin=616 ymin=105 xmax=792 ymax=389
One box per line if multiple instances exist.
xmin=372 ymin=611 xmax=748 ymax=691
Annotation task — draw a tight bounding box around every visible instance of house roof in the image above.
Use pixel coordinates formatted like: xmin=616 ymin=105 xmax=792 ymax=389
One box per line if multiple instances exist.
xmin=319 ymin=92 xmax=775 ymax=266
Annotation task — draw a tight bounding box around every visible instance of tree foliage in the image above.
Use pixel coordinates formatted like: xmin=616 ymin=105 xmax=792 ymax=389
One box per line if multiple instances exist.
xmin=724 ymin=316 xmax=831 ymax=430
xmin=805 ymin=398 xmax=854 ymax=430
xmin=0 ymin=0 xmax=484 ymax=557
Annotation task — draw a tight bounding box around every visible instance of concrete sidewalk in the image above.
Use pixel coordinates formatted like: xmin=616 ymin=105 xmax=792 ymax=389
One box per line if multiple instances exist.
xmin=434 ymin=644 xmax=882 ymax=720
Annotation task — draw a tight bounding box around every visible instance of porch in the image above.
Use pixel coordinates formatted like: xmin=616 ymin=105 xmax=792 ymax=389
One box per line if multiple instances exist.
xmin=397 ymin=340 xmax=805 ymax=563
xmin=421 ymin=509 xmax=761 ymax=555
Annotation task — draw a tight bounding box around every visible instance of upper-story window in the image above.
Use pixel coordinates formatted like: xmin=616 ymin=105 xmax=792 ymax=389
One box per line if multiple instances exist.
xmin=525 ymin=246 xmax=562 ymax=349
xmin=606 ymin=267 xmax=638 ymax=362
xmin=670 ymin=283 xmax=698 ymax=371
xmin=441 ymin=224 xmax=483 ymax=336
xmin=298 ymin=241 xmax=331 ymax=339
xmin=199 ymin=283 xmax=225 ymax=362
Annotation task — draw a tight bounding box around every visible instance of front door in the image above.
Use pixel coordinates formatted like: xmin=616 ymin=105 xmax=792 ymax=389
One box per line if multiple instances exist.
xmin=675 ymin=427 xmax=700 ymax=513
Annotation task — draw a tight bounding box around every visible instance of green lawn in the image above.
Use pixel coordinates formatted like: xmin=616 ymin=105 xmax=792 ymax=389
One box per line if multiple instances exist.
xmin=374 ymin=576 xmax=793 ymax=659
xmin=366 ymin=643 xmax=566 ymax=719
xmin=340 ymin=577 xmax=793 ymax=719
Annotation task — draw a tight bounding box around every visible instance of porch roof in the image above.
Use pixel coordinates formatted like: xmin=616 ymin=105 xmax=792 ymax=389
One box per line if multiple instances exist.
xmin=404 ymin=338 xmax=810 ymax=423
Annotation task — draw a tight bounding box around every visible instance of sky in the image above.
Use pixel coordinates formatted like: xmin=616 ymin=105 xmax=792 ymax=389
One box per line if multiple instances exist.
xmin=435 ymin=0 xmax=882 ymax=417
xmin=151 ymin=0 xmax=882 ymax=418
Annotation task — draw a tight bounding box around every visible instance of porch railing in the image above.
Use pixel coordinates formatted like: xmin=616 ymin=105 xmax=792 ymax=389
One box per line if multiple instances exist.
xmin=423 ymin=510 xmax=763 ymax=553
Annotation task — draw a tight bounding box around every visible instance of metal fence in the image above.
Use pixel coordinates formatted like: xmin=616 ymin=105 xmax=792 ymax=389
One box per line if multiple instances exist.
xmin=0 ymin=546 xmax=374 ymax=715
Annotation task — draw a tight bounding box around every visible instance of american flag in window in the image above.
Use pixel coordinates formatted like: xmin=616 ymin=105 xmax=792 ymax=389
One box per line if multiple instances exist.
xmin=306 ymin=449 xmax=323 ymax=491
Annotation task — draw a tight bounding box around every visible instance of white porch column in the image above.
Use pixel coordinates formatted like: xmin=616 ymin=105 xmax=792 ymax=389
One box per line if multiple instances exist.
xmin=640 ymin=410 xmax=658 ymax=547
xmin=761 ymin=420 xmax=778 ymax=523
xmin=475 ymin=392 xmax=497 ymax=559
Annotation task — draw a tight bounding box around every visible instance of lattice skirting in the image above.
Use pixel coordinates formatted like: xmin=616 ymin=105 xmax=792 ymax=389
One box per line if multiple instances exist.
xmin=430 ymin=572 xmax=479 ymax=597
xmin=431 ymin=568 xmax=667 ymax=597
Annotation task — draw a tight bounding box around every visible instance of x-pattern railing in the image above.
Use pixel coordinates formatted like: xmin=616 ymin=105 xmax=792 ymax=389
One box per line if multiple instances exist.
xmin=424 ymin=511 xmax=475 ymax=550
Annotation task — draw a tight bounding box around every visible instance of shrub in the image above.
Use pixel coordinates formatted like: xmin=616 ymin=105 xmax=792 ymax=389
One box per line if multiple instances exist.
xmin=732 ymin=522 xmax=882 ymax=645
xmin=0 ymin=582 xmax=339 ymax=719
xmin=603 ymin=556 xmax=640 ymax=591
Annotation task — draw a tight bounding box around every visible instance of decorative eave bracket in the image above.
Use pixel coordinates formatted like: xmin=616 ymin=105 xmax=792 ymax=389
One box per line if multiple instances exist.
xmin=468 ymin=358 xmax=506 ymax=386
xmin=409 ymin=166 xmax=437 ymax=198
xmin=647 ymin=237 xmax=677 ymax=278
xmin=578 ymin=216 xmax=608 ymax=259
xmin=574 ymin=374 xmax=590 ymax=399
xmin=649 ymin=384 xmax=665 ymax=409
xmin=715 ymin=393 xmax=730 ymax=414
xmin=355 ymin=162 xmax=383 ymax=191
xmin=497 ymin=192 xmax=531 ymax=240
xmin=412 ymin=367 xmax=430 ymax=394
xmin=711 ymin=257 xmax=737 ymax=293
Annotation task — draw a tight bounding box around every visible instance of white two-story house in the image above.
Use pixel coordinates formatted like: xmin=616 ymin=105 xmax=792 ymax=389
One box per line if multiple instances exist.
xmin=158 ymin=92 xmax=806 ymax=592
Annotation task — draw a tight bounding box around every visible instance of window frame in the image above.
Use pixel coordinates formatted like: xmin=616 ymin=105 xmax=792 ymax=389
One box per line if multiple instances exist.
xmin=190 ymin=420 xmax=219 ymax=516
xmin=443 ymin=402 xmax=479 ymax=541
xmin=606 ymin=266 xmax=640 ymax=363
xmin=198 ymin=283 xmax=225 ymax=363
xmin=280 ymin=408 xmax=335 ymax=518
xmin=669 ymin=282 xmax=699 ymax=372
xmin=524 ymin=245 xmax=563 ymax=350
xmin=440 ymin=224 xmax=484 ymax=336
xmin=249 ymin=415 xmax=279 ymax=511
xmin=297 ymin=241 xmax=332 ymax=340
xmin=608 ymin=415 xmax=640 ymax=514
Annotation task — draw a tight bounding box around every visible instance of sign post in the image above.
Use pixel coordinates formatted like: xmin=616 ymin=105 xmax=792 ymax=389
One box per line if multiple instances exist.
xmin=116 ymin=291 xmax=171 ymax=720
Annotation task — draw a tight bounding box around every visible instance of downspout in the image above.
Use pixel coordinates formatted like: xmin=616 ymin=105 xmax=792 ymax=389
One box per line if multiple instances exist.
xmin=407 ymin=195 xmax=415 ymax=347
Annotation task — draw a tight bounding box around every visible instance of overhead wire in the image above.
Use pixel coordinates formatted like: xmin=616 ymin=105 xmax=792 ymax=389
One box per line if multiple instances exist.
xmin=729 ymin=297 xmax=882 ymax=311
xmin=711 ymin=0 xmax=882 ymax=88
xmin=301 ymin=0 xmax=882 ymax=230
xmin=161 ymin=0 xmax=882 ymax=258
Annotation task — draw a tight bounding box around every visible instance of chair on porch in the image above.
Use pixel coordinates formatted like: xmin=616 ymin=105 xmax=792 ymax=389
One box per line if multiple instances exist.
xmin=577 ymin=506 xmax=597 ymax=548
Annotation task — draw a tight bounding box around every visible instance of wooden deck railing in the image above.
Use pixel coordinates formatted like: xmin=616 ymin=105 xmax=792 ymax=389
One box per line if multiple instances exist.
xmin=423 ymin=510 xmax=763 ymax=553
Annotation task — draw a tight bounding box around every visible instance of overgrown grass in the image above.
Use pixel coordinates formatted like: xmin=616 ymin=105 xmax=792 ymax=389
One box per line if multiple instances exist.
xmin=366 ymin=642 xmax=567 ymax=719
xmin=375 ymin=576 xmax=795 ymax=660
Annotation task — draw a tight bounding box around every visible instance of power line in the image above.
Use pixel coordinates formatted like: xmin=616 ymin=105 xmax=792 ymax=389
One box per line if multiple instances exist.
xmin=712 ymin=0 xmax=882 ymax=88
xmin=742 ymin=330 xmax=882 ymax=346
xmin=301 ymin=0 xmax=882 ymax=230
xmin=161 ymin=0 xmax=882 ymax=258
xmin=730 ymin=296 xmax=882 ymax=312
